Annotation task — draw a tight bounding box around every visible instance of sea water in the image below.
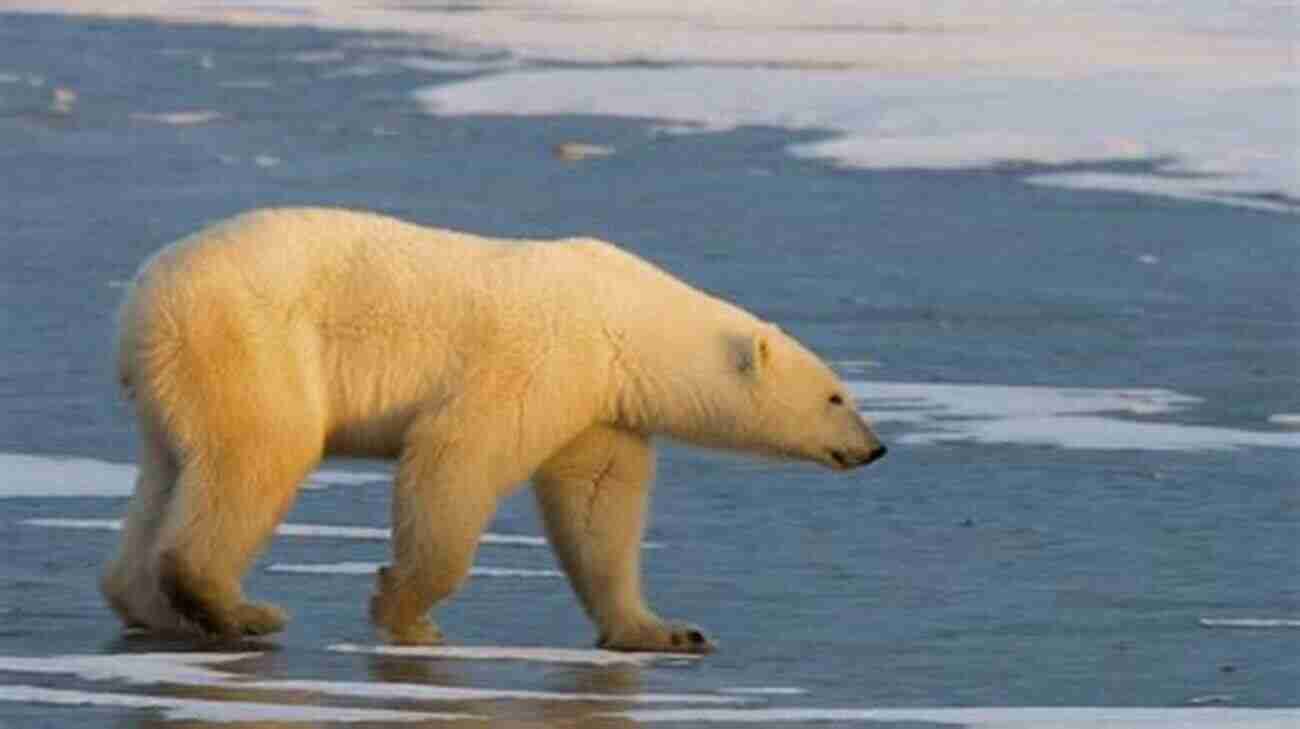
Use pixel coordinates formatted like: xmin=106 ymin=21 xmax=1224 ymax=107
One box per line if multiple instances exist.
xmin=0 ymin=4 xmax=1297 ymax=727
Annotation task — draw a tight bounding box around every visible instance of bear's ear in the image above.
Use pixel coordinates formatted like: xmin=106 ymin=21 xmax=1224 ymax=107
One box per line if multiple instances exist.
xmin=734 ymin=331 xmax=771 ymax=376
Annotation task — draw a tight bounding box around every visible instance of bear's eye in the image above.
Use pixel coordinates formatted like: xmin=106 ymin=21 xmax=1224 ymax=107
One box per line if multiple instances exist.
xmin=828 ymin=394 xmax=844 ymax=406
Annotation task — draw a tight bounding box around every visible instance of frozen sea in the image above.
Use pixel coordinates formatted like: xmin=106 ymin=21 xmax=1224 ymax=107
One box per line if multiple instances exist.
xmin=1 ymin=3 xmax=1298 ymax=727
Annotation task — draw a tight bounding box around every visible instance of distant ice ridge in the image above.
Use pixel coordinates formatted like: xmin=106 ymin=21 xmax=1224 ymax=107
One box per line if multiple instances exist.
xmin=851 ymin=382 xmax=1300 ymax=451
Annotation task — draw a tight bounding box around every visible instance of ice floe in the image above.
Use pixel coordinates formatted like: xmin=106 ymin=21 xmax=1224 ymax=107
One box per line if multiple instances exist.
xmin=416 ymin=66 xmax=1297 ymax=214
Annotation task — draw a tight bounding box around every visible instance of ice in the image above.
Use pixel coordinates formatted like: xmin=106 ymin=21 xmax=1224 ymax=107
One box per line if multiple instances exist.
xmin=303 ymin=468 xmax=390 ymax=487
xmin=330 ymin=642 xmax=696 ymax=666
xmin=129 ymin=110 xmax=225 ymax=125
xmin=0 ymin=453 xmax=137 ymax=498
xmin=608 ymin=706 xmax=1300 ymax=727
xmin=0 ymin=652 xmax=259 ymax=685
xmin=7 ymin=2 xmax=1288 ymax=75
xmin=266 ymin=561 xmax=563 ymax=578
xmin=0 ymin=685 xmax=466 ymax=723
xmin=417 ymin=67 xmax=1297 ymax=212
xmin=255 ymin=678 xmax=743 ymax=704
xmin=0 ymin=651 xmax=739 ymax=705
xmin=850 ymin=382 xmax=1300 ymax=451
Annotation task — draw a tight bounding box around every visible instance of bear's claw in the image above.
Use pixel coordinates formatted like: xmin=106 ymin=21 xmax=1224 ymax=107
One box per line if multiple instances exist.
xmin=599 ymin=621 xmax=715 ymax=655
xmin=378 ymin=617 xmax=444 ymax=646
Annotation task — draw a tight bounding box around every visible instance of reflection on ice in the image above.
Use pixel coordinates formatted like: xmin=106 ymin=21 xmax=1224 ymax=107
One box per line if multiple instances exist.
xmin=0 ymin=650 xmax=739 ymax=706
xmin=330 ymin=641 xmax=694 ymax=666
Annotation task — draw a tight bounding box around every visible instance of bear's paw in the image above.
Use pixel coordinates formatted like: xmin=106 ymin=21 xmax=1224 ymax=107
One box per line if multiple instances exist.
xmin=234 ymin=601 xmax=289 ymax=636
xmin=599 ymin=620 xmax=715 ymax=655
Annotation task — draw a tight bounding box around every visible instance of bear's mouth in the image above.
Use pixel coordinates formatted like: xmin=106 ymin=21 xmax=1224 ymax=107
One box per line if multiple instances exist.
xmin=828 ymin=446 xmax=888 ymax=469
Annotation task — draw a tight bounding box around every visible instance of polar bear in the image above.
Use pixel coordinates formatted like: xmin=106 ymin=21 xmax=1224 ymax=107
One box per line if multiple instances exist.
xmin=101 ymin=207 xmax=886 ymax=652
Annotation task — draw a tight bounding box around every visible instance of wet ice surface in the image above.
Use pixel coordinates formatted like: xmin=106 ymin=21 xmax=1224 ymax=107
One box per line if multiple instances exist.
xmin=1 ymin=6 xmax=1298 ymax=728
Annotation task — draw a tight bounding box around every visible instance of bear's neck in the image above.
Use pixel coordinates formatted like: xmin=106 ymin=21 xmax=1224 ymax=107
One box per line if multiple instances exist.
xmin=605 ymin=301 xmax=757 ymax=451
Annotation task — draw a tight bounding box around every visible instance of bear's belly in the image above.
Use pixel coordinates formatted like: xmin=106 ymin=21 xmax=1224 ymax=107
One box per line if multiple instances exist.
xmin=324 ymin=406 xmax=419 ymax=459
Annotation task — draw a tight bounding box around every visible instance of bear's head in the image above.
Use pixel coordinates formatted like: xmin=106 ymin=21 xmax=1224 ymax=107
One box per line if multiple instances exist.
xmin=714 ymin=325 xmax=887 ymax=470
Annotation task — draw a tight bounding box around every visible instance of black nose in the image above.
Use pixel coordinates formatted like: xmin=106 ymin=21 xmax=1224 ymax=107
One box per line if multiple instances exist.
xmin=863 ymin=445 xmax=887 ymax=465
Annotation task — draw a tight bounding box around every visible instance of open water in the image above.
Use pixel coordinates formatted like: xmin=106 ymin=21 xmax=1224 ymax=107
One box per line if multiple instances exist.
xmin=0 ymin=7 xmax=1297 ymax=728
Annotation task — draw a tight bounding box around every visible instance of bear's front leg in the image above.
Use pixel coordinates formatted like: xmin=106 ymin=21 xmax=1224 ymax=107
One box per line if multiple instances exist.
xmin=534 ymin=426 xmax=714 ymax=654
xmin=371 ymin=401 xmax=544 ymax=645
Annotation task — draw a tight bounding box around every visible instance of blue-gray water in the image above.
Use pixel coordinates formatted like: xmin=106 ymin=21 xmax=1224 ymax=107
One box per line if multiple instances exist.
xmin=0 ymin=12 xmax=1296 ymax=727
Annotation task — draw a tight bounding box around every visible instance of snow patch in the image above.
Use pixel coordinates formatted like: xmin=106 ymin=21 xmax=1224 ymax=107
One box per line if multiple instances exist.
xmin=130 ymin=110 xmax=225 ymax=125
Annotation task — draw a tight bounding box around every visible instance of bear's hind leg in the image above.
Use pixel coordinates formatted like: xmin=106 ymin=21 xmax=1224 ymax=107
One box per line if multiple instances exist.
xmin=534 ymin=426 xmax=713 ymax=654
xmin=101 ymin=418 xmax=179 ymax=631
xmin=153 ymin=437 xmax=318 ymax=640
